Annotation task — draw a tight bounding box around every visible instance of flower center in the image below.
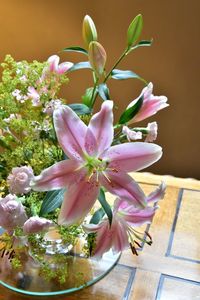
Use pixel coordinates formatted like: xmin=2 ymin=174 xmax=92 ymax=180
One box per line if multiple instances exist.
xmin=83 ymin=153 xmax=109 ymax=183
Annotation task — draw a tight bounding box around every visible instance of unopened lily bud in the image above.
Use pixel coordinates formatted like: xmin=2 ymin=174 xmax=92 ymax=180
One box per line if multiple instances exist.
xmin=88 ymin=41 xmax=107 ymax=77
xmin=82 ymin=15 xmax=98 ymax=47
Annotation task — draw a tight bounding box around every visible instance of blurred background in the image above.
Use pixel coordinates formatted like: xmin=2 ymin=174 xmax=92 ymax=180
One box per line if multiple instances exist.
xmin=0 ymin=0 xmax=199 ymax=179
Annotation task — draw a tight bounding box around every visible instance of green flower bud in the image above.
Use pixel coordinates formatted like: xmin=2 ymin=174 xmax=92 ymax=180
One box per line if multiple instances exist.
xmin=82 ymin=15 xmax=98 ymax=47
xmin=88 ymin=41 xmax=107 ymax=77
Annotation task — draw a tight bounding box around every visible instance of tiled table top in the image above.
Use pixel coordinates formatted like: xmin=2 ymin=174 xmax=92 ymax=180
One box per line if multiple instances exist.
xmin=0 ymin=172 xmax=200 ymax=300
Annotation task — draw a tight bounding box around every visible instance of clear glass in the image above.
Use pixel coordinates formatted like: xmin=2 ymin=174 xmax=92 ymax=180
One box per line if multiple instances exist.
xmin=0 ymin=230 xmax=120 ymax=296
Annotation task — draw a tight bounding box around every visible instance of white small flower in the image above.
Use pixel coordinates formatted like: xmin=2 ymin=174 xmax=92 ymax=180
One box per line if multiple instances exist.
xmin=122 ymin=126 xmax=142 ymax=141
xmin=12 ymin=89 xmax=21 ymax=97
xmin=20 ymin=75 xmax=27 ymax=82
xmin=43 ymin=99 xmax=62 ymax=115
xmin=4 ymin=114 xmax=16 ymax=123
xmin=145 ymin=122 xmax=158 ymax=142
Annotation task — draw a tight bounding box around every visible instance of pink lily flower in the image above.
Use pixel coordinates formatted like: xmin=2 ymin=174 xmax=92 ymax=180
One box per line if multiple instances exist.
xmin=31 ymin=101 xmax=162 ymax=226
xmin=127 ymin=82 xmax=168 ymax=123
xmin=83 ymin=197 xmax=158 ymax=257
xmin=47 ymin=55 xmax=73 ymax=75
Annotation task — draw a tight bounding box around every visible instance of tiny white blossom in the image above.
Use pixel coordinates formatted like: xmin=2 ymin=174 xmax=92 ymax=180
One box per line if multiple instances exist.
xmin=122 ymin=126 xmax=142 ymax=141
xmin=145 ymin=122 xmax=158 ymax=142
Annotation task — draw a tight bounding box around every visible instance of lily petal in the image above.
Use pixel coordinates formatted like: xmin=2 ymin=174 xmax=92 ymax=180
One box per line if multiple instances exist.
xmin=91 ymin=221 xmax=113 ymax=257
xmin=31 ymin=160 xmax=83 ymax=191
xmin=53 ymin=106 xmax=87 ymax=160
xmin=47 ymin=55 xmax=59 ymax=72
xmin=112 ymin=220 xmax=129 ymax=253
xmin=103 ymin=142 xmax=162 ymax=172
xmin=147 ymin=181 xmax=166 ymax=203
xmin=58 ymin=177 xmax=99 ymax=226
xmin=121 ymin=206 xmax=156 ymax=226
xmin=100 ymin=171 xmax=146 ymax=208
xmin=88 ymin=100 xmax=114 ymax=155
xmin=57 ymin=62 xmax=73 ymax=74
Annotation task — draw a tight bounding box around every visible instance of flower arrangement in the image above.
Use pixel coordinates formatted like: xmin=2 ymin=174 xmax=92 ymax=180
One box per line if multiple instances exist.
xmin=0 ymin=14 xmax=168 ymax=286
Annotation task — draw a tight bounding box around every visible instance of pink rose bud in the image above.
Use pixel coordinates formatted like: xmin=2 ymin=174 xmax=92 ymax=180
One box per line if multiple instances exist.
xmin=0 ymin=194 xmax=27 ymax=231
xmin=88 ymin=41 xmax=107 ymax=77
xmin=82 ymin=15 xmax=98 ymax=47
xmin=23 ymin=216 xmax=53 ymax=234
xmin=7 ymin=166 xmax=34 ymax=195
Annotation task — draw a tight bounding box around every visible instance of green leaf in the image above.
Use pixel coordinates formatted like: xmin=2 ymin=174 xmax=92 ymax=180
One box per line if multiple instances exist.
xmin=82 ymin=87 xmax=94 ymax=107
xmin=39 ymin=189 xmax=66 ymax=216
xmin=90 ymin=207 xmax=105 ymax=224
xmin=118 ymin=95 xmax=143 ymax=124
xmin=68 ymin=103 xmax=91 ymax=115
xmin=98 ymin=189 xmax=112 ymax=226
xmin=127 ymin=14 xmax=143 ymax=47
xmin=127 ymin=39 xmax=153 ymax=54
xmin=68 ymin=61 xmax=91 ymax=72
xmin=111 ymin=69 xmax=140 ymax=80
xmin=0 ymin=137 xmax=11 ymax=150
xmin=98 ymin=83 xmax=110 ymax=100
xmin=137 ymin=39 xmax=153 ymax=46
xmin=62 ymin=46 xmax=88 ymax=56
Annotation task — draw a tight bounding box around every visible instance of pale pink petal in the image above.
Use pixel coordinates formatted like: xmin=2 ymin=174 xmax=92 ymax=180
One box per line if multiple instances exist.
xmin=47 ymin=55 xmax=59 ymax=72
xmin=53 ymin=106 xmax=87 ymax=160
xmin=84 ymin=128 xmax=98 ymax=156
xmin=58 ymin=176 xmax=99 ymax=226
xmin=133 ymin=96 xmax=168 ymax=122
xmin=102 ymin=142 xmax=162 ymax=172
xmin=147 ymin=182 xmax=166 ymax=203
xmin=100 ymin=171 xmax=146 ymax=208
xmin=88 ymin=101 xmax=114 ymax=155
xmin=57 ymin=62 xmax=73 ymax=74
xmin=121 ymin=206 xmax=156 ymax=226
xmin=112 ymin=220 xmax=129 ymax=253
xmin=83 ymin=223 xmax=104 ymax=233
xmin=31 ymin=160 xmax=84 ymax=191
xmin=92 ymin=221 xmax=113 ymax=257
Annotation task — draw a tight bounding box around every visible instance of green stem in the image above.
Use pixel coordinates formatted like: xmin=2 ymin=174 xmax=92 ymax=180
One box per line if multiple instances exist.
xmin=103 ymin=48 xmax=128 ymax=83
xmin=90 ymin=77 xmax=99 ymax=107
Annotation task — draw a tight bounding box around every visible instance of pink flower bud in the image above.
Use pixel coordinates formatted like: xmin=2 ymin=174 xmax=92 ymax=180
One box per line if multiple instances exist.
xmin=7 ymin=166 xmax=34 ymax=195
xmin=127 ymin=82 xmax=168 ymax=123
xmin=122 ymin=126 xmax=142 ymax=141
xmin=82 ymin=15 xmax=98 ymax=47
xmin=45 ymin=55 xmax=73 ymax=75
xmin=23 ymin=216 xmax=53 ymax=234
xmin=145 ymin=122 xmax=158 ymax=142
xmin=88 ymin=41 xmax=107 ymax=77
xmin=0 ymin=194 xmax=27 ymax=231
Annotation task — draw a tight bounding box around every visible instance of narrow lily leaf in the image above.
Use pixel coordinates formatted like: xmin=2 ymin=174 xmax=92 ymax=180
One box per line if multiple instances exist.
xmin=82 ymin=87 xmax=94 ymax=107
xmin=68 ymin=103 xmax=91 ymax=115
xmin=90 ymin=207 xmax=105 ymax=224
xmin=39 ymin=189 xmax=66 ymax=216
xmin=137 ymin=39 xmax=153 ymax=46
xmin=98 ymin=188 xmax=112 ymax=226
xmin=98 ymin=83 xmax=110 ymax=101
xmin=68 ymin=61 xmax=92 ymax=72
xmin=62 ymin=46 xmax=88 ymax=56
xmin=118 ymin=95 xmax=143 ymax=124
xmin=127 ymin=39 xmax=153 ymax=54
xmin=111 ymin=69 xmax=140 ymax=80
xmin=127 ymin=14 xmax=143 ymax=47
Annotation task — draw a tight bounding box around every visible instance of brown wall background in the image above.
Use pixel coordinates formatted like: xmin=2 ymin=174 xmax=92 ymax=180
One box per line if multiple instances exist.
xmin=0 ymin=0 xmax=199 ymax=179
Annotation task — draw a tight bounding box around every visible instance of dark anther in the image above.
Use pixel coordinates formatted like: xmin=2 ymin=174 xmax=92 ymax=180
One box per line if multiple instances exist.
xmin=129 ymin=243 xmax=138 ymax=256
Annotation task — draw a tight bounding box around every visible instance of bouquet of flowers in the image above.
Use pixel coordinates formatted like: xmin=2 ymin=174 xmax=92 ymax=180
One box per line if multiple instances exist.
xmin=0 ymin=14 xmax=168 ymax=285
